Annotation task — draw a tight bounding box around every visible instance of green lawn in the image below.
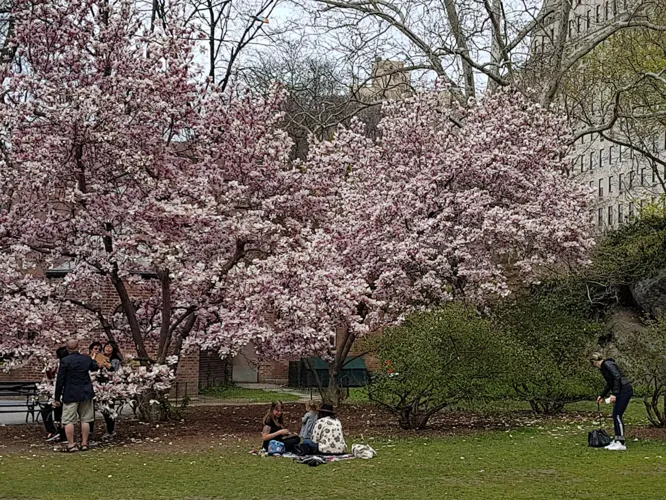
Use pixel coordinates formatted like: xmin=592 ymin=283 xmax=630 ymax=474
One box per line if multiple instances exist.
xmin=1 ymin=413 xmax=664 ymax=499
xmin=199 ymin=384 xmax=302 ymax=403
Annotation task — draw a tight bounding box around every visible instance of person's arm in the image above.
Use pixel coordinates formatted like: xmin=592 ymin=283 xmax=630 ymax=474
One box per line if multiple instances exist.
xmin=261 ymin=424 xmax=289 ymax=442
xmin=89 ymin=357 xmax=99 ymax=372
xmin=311 ymin=420 xmax=324 ymax=443
xmin=54 ymin=360 xmax=67 ymax=404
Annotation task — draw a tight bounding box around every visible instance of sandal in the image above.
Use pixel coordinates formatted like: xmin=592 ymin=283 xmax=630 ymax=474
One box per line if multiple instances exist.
xmin=60 ymin=444 xmax=78 ymax=453
xmin=79 ymin=445 xmax=89 ymax=452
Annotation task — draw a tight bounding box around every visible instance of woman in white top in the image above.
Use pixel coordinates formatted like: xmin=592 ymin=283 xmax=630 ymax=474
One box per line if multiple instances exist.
xmin=301 ymin=404 xmax=346 ymax=455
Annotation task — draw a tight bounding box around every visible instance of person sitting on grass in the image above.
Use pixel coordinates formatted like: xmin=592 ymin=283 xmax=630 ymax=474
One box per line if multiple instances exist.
xmin=300 ymin=403 xmax=346 ymax=455
xmin=261 ymin=401 xmax=300 ymax=453
xmin=299 ymin=400 xmax=319 ymax=440
xmin=590 ymin=352 xmax=633 ymax=451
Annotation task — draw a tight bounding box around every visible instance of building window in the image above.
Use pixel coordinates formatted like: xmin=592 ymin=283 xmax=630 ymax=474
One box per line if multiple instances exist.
xmin=629 ymin=171 xmax=635 ymax=189
xmin=608 ymin=176 xmax=613 ymax=194
xmin=586 ymin=10 xmax=591 ymax=29
xmin=589 ymin=151 xmax=595 ymax=169
xmin=599 ymin=148 xmax=604 ymax=167
xmin=612 ymin=0 xmax=617 ymax=16
xmin=618 ymin=204 xmax=624 ymax=224
xmin=608 ymin=206 xmax=614 ymax=226
xmin=598 ymin=207 xmax=604 ymax=226
xmin=641 ymin=168 xmax=646 ymax=186
xmin=629 ymin=201 xmax=634 ymax=218
xmin=609 ymin=145 xmax=615 ymax=164
xmin=569 ymin=20 xmax=574 ymax=37
xmin=619 ymin=173 xmax=624 ymax=193
xmin=596 ymin=5 xmax=601 ymax=22
xmin=653 ymin=168 xmax=657 ymax=185
xmin=605 ymin=1 xmax=609 ymax=20
xmin=598 ymin=178 xmax=604 ymax=197
xmin=589 ymin=180 xmax=594 ymax=191
xmin=580 ymin=156 xmax=585 ymax=173
xmin=576 ymin=16 xmax=581 ymax=34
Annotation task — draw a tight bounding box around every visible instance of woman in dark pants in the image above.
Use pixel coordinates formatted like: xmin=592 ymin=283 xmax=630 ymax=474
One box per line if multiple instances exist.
xmin=590 ymin=352 xmax=633 ymax=451
xmin=42 ymin=346 xmax=70 ymax=442
xmin=99 ymin=342 xmax=123 ymax=440
xmin=261 ymin=401 xmax=300 ymax=453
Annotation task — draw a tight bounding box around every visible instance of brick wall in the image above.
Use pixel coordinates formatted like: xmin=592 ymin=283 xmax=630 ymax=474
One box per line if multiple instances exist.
xmin=257 ymin=360 xmax=289 ymax=385
xmin=198 ymin=350 xmax=231 ymax=389
xmin=170 ymin=349 xmax=199 ymax=398
xmin=0 ymin=363 xmax=43 ymax=382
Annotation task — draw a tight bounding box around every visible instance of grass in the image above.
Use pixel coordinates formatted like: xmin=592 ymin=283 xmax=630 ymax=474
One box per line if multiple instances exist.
xmin=0 ymin=401 xmax=663 ymax=499
xmin=199 ymin=384 xmax=302 ymax=403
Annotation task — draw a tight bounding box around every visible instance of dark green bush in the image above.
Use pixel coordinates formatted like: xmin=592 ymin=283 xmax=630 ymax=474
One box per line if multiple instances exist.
xmin=496 ymin=290 xmax=602 ymax=414
xmin=367 ymin=303 xmax=501 ymax=429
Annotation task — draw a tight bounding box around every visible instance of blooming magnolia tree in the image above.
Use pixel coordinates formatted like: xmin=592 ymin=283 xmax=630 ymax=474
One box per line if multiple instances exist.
xmin=245 ymin=90 xmax=595 ymax=403
xmin=0 ymin=0 xmax=300 ymax=407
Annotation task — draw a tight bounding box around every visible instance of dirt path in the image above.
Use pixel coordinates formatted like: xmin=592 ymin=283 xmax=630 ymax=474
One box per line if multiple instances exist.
xmin=2 ymin=402 xmax=664 ymax=455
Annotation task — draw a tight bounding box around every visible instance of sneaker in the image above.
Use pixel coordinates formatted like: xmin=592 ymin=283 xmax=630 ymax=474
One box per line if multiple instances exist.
xmin=607 ymin=441 xmax=626 ymax=451
xmin=45 ymin=433 xmax=61 ymax=442
xmin=604 ymin=440 xmax=616 ymax=449
xmin=101 ymin=433 xmax=116 ymax=441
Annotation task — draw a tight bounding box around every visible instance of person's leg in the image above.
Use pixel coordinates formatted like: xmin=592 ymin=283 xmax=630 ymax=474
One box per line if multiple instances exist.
xmin=79 ymin=400 xmax=94 ymax=447
xmin=61 ymin=403 xmax=78 ymax=449
xmin=64 ymin=424 xmax=76 ymax=447
xmin=81 ymin=422 xmax=90 ymax=446
xmin=301 ymin=439 xmax=319 ymax=455
xmin=613 ymin=387 xmax=633 ymax=444
xmin=283 ymin=435 xmax=301 ymax=453
xmin=41 ymin=404 xmax=57 ymax=435
xmin=103 ymin=410 xmax=116 ymax=436
xmin=54 ymin=405 xmax=66 ymax=441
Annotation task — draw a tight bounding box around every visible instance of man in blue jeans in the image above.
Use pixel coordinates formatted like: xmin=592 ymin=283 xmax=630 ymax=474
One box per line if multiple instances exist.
xmin=590 ymin=353 xmax=633 ymax=451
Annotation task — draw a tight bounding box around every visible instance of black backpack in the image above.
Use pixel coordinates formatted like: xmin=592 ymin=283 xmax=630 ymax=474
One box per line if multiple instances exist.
xmin=588 ymin=429 xmax=611 ymax=448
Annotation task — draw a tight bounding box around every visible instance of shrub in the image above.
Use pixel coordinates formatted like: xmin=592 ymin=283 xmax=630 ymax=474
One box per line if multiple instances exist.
xmin=616 ymin=318 xmax=666 ymax=427
xmin=496 ymin=290 xmax=602 ymax=414
xmin=367 ymin=303 xmax=500 ymax=429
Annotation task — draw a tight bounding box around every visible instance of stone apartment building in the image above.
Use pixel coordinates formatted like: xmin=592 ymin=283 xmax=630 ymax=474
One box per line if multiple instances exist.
xmin=530 ymin=0 xmax=665 ymax=230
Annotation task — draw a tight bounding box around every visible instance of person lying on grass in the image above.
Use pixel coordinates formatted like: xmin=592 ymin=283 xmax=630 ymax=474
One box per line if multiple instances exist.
xmin=261 ymin=401 xmax=300 ymax=453
xmin=300 ymin=404 xmax=346 ymax=455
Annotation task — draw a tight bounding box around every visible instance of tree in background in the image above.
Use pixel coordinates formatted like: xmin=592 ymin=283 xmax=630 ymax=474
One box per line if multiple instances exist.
xmin=563 ymin=4 xmax=666 ymax=182
xmin=244 ymin=89 xmax=595 ymax=404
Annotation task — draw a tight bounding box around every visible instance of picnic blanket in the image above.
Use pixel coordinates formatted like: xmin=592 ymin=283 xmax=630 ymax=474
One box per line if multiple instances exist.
xmin=250 ymin=449 xmax=355 ymax=465
xmin=250 ymin=444 xmax=375 ymax=466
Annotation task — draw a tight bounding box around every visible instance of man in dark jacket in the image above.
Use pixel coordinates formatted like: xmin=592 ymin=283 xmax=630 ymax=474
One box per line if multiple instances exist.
xmin=55 ymin=339 xmax=99 ymax=451
xmin=590 ymin=352 xmax=633 ymax=451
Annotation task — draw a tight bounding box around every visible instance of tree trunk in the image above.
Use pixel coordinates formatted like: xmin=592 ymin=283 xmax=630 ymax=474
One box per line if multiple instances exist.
xmin=324 ymin=364 xmax=343 ymax=406
xmin=397 ymin=408 xmax=431 ymax=430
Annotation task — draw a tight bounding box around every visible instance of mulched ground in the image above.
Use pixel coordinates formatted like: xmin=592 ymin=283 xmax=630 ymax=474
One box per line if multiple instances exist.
xmin=2 ymin=402 xmax=665 ymax=454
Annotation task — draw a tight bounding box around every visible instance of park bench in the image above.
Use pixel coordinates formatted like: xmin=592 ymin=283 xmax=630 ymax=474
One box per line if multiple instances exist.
xmin=0 ymin=381 xmax=40 ymax=423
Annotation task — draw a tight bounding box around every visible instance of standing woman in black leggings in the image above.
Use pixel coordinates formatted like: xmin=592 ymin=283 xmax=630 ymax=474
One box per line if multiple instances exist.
xmin=590 ymin=353 xmax=633 ymax=451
